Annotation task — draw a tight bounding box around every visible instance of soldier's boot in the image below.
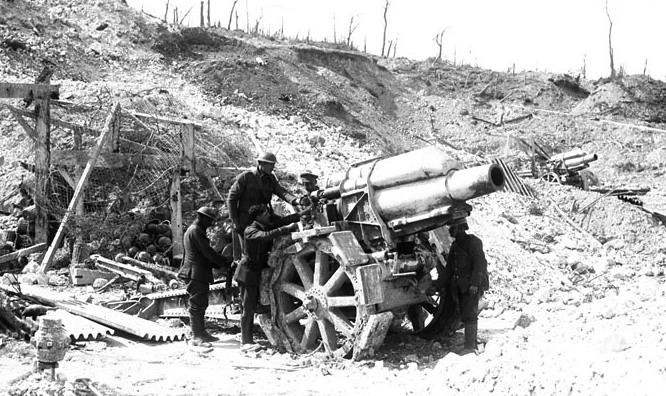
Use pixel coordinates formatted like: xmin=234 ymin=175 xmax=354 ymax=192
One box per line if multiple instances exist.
xmin=240 ymin=309 xmax=255 ymax=346
xmin=199 ymin=315 xmax=219 ymax=342
xmin=188 ymin=312 xmax=211 ymax=347
xmin=462 ymin=321 xmax=478 ymax=355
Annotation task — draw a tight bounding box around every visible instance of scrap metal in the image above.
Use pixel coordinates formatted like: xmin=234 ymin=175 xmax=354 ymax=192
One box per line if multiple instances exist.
xmin=92 ymin=255 xmax=164 ymax=286
xmin=145 ymin=282 xmax=235 ymax=319
xmin=3 ymin=284 xmax=186 ymax=342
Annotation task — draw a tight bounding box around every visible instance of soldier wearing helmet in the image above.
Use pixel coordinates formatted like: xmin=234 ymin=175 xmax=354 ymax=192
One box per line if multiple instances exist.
xmin=234 ymin=203 xmax=310 ymax=351
xmin=226 ymin=151 xmax=298 ymax=256
xmin=178 ymin=206 xmax=230 ymax=347
xmin=440 ymin=217 xmax=490 ymax=355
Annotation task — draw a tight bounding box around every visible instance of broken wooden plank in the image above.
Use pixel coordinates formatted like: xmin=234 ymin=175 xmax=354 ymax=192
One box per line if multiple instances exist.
xmin=70 ymin=268 xmax=117 ymax=286
xmin=56 ymin=167 xmax=76 ymax=189
xmin=471 ymin=115 xmax=499 ymax=126
xmin=170 ymin=170 xmax=184 ymax=262
xmin=40 ymin=103 xmax=121 ymax=273
xmin=0 ymin=243 xmax=47 ymax=264
xmin=4 ymin=104 xmax=38 ymax=142
xmin=93 ymin=259 xmax=148 ymax=282
xmin=119 ymin=137 xmax=162 ymax=155
xmin=182 ymin=123 xmax=195 ymax=170
xmin=93 ymin=255 xmax=164 ymax=285
xmin=6 ymin=105 xmax=101 ymax=136
xmin=34 ymin=98 xmax=50 ymax=244
xmin=132 ymin=112 xmax=202 ymax=128
xmin=502 ymin=113 xmax=534 ymax=125
xmin=51 ymin=150 xmax=174 ymax=168
xmin=118 ymin=255 xmax=178 ymax=281
xmin=291 ymin=226 xmax=337 ymax=240
xmin=0 ymin=83 xmax=59 ymax=99
xmin=49 ymin=150 xmax=236 ymax=177
xmin=95 ymin=275 xmax=120 ymax=292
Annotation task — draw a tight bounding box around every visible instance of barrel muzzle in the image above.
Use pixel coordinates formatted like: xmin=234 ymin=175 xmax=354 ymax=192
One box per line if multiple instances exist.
xmin=446 ymin=163 xmax=506 ymax=201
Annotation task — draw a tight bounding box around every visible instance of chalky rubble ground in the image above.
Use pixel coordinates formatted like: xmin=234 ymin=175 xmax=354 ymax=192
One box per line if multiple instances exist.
xmin=1 ymin=0 xmax=665 ymax=395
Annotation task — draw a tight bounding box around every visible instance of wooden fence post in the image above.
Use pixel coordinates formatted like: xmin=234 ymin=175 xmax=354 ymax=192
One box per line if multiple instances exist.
xmin=39 ymin=103 xmax=121 ymax=272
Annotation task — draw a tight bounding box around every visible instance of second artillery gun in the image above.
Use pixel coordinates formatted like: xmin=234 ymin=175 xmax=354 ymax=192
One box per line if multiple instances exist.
xmin=514 ymin=137 xmax=598 ymax=189
xmin=257 ymin=146 xmax=505 ymax=360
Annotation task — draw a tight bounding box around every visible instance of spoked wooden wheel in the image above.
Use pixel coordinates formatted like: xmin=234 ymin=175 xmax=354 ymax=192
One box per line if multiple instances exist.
xmin=272 ymin=242 xmax=362 ymax=358
xmin=541 ymin=172 xmax=562 ymax=184
xmin=398 ymin=262 xmax=446 ymax=336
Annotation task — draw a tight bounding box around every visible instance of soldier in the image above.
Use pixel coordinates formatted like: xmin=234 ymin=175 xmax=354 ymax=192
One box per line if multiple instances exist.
xmin=226 ymin=152 xmax=298 ymax=259
xmin=441 ymin=218 xmax=489 ymax=355
xmin=235 ymin=203 xmax=308 ymax=352
xmin=299 ymin=170 xmax=319 ymax=194
xmin=178 ymin=207 xmax=230 ymax=347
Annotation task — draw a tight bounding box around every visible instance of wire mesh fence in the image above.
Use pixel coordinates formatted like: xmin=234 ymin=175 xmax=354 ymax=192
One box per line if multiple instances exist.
xmin=2 ymin=90 xmax=253 ymax=265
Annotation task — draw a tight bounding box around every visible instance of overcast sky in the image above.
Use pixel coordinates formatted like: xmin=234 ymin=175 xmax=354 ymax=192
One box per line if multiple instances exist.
xmin=128 ymin=0 xmax=665 ymax=80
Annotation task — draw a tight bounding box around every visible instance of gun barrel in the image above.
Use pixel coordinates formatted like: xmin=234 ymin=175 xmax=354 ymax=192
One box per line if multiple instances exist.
xmin=324 ymin=146 xmax=461 ymax=194
xmin=372 ymin=163 xmax=504 ymax=221
xmin=551 ymin=149 xmax=586 ymax=162
xmin=563 ymin=153 xmax=597 ymax=168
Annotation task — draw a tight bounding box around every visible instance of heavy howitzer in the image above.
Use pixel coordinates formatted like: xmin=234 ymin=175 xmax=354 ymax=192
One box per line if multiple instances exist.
xmin=259 ymin=146 xmax=505 ymax=359
xmin=516 ymin=144 xmax=598 ymax=189
xmin=538 ymin=149 xmax=597 ymax=188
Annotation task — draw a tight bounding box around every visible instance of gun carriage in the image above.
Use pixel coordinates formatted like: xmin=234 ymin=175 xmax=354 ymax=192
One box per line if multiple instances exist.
xmin=259 ymin=146 xmax=505 ymax=359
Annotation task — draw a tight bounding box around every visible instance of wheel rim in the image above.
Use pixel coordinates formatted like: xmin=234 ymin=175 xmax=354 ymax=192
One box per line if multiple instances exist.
xmin=273 ymin=243 xmax=362 ymax=356
xmin=396 ymin=263 xmax=445 ymax=335
xmin=542 ymin=172 xmax=562 ymax=184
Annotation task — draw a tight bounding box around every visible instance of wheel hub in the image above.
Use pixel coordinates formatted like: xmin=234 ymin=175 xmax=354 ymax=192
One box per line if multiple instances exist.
xmin=303 ymin=287 xmax=328 ymax=319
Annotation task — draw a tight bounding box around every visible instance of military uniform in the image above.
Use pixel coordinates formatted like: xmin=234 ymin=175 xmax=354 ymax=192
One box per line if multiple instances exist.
xmin=236 ymin=213 xmax=299 ymax=345
xmin=178 ymin=219 xmax=228 ymax=343
xmin=442 ymin=231 xmax=489 ymax=351
xmin=227 ymin=168 xmax=297 ymax=234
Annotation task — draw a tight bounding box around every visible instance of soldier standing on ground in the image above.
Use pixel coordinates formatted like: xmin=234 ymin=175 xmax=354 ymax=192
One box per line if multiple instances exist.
xmin=235 ymin=203 xmax=309 ymax=352
xmin=226 ymin=152 xmax=298 ymax=259
xmin=441 ymin=218 xmax=490 ymax=355
xmin=178 ymin=207 xmax=230 ymax=347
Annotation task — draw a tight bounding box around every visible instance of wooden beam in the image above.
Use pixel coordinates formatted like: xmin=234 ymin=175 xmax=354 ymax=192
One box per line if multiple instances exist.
xmin=132 ymin=112 xmax=202 ymax=128
xmin=56 ymin=167 xmax=76 ymax=189
xmin=34 ymin=98 xmax=51 ymax=244
xmin=40 ymin=102 xmax=121 ymax=273
xmin=49 ymin=150 xmax=241 ymax=177
xmin=182 ymin=123 xmax=195 ymax=171
xmin=0 ymin=83 xmax=59 ymax=99
xmin=108 ymin=106 xmax=120 ymax=152
xmin=51 ymin=150 xmax=173 ymax=168
xmin=6 ymin=104 xmax=100 ymax=136
xmin=0 ymin=243 xmax=47 ymax=264
xmin=4 ymin=104 xmax=37 ymax=142
xmin=170 ymin=170 xmax=184 ymax=262
xmin=122 ymin=110 xmax=155 ymax=133
xmin=119 ymin=138 xmax=162 ymax=154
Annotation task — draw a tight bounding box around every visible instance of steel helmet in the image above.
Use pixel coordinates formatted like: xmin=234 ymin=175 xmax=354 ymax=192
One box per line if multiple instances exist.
xmin=196 ymin=206 xmax=218 ymax=220
xmin=257 ymin=152 xmax=278 ymax=164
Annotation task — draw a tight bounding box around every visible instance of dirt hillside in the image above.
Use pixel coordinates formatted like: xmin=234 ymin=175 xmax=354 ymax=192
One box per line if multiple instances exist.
xmin=1 ymin=1 xmax=665 ymax=395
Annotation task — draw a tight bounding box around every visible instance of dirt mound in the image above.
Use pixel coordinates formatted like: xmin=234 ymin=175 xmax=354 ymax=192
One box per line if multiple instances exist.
xmin=573 ymin=75 xmax=666 ymax=122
